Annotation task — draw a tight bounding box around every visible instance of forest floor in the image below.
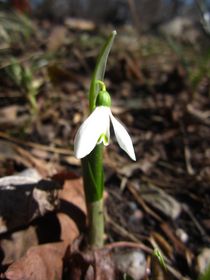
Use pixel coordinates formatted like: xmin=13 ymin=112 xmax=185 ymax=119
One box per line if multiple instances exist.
xmin=0 ymin=11 xmax=210 ymax=280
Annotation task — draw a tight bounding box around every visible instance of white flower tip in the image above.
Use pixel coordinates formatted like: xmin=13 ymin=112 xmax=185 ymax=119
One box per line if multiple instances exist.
xmin=74 ymin=148 xmax=83 ymax=159
xmin=124 ymin=141 xmax=136 ymax=161
xmin=74 ymin=137 xmax=86 ymax=159
xmin=129 ymin=150 xmax=136 ymax=161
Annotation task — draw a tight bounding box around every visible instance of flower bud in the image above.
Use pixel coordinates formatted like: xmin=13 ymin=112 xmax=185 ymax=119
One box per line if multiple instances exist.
xmin=96 ymin=90 xmax=111 ymax=107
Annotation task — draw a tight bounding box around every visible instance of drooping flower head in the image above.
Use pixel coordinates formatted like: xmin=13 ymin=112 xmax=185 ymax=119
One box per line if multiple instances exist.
xmin=74 ymin=83 xmax=136 ymax=161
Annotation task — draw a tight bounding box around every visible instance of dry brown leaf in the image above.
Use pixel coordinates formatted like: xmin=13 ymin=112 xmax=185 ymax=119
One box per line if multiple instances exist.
xmin=64 ymin=18 xmax=95 ymax=31
xmin=57 ymin=178 xmax=87 ymax=243
xmin=47 ymin=26 xmax=67 ymax=52
xmin=151 ymin=232 xmax=173 ymax=259
xmin=160 ymin=223 xmax=194 ymax=265
xmin=0 ymin=226 xmax=38 ymax=265
xmin=1 ymin=177 xmax=87 ymax=280
xmin=4 ymin=242 xmax=66 ymax=280
xmin=0 ymin=171 xmax=59 ymax=234
xmin=140 ymin=184 xmax=182 ymax=220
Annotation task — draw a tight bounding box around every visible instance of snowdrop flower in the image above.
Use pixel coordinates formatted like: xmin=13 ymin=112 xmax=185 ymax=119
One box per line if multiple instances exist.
xmin=74 ymin=90 xmax=136 ymax=161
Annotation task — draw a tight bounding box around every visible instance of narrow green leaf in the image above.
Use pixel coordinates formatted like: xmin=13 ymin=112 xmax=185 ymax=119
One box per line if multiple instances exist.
xmin=153 ymin=248 xmax=167 ymax=271
xmin=89 ymin=30 xmax=117 ymax=112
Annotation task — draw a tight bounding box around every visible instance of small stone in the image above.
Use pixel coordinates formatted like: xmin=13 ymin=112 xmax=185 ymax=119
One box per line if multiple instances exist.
xmin=176 ymin=228 xmax=189 ymax=243
xmin=113 ymin=249 xmax=146 ymax=280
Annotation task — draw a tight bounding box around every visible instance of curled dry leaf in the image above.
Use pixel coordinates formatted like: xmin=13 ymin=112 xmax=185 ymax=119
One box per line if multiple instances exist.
xmin=0 ymin=171 xmax=60 ymax=234
xmin=4 ymin=243 xmax=66 ymax=280
xmin=140 ymin=183 xmax=182 ymax=220
xmin=1 ymin=177 xmax=87 ymax=280
xmin=0 ymin=226 xmax=39 ymax=265
xmin=57 ymin=178 xmax=87 ymax=244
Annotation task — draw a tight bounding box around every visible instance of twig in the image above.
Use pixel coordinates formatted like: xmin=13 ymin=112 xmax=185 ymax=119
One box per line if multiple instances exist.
xmin=127 ymin=0 xmax=141 ymax=33
xmin=0 ymin=131 xmax=73 ymax=155
xmin=105 ymin=241 xmax=153 ymax=254
xmin=180 ymin=122 xmax=195 ymax=175
xmin=187 ymin=104 xmax=210 ymax=126
xmin=182 ymin=204 xmax=209 ymax=241
xmin=105 ymin=211 xmax=148 ymax=245
xmin=127 ymin=182 xmax=163 ymax=222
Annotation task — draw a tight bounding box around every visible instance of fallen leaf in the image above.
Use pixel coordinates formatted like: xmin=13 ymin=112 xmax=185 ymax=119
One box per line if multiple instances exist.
xmin=141 ymin=184 xmax=182 ymax=220
xmin=47 ymin=26 xmax=67 ymax=52
xmin=0 ymin=171 xmax=59 ymax=234
xmin=1 ymin=177 xmax=87 ymax=280
xmin=64 ymin=18 xmax=95 ymax=31
xmin=4 ymin=242 xmax=66 ymax=280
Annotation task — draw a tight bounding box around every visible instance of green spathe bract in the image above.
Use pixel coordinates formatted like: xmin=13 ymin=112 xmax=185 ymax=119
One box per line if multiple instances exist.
xmin=82 ymin=31 xmax=117 ymax=249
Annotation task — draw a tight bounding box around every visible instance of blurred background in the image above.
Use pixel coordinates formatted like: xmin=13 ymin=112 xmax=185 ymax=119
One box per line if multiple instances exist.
xmin=1 ymin=0 xmax=210 ymax=48
xmin=1 ymin=0 xmax=210 ymax=32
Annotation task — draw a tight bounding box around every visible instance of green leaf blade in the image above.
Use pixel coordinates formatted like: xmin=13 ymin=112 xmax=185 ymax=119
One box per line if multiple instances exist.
xmin=89 ymin=30 xmax=117 ymax=112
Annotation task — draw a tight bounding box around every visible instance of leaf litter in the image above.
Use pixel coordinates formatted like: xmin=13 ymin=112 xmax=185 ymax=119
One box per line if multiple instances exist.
xmin=0 ymin=10 xmax=210 ymax=279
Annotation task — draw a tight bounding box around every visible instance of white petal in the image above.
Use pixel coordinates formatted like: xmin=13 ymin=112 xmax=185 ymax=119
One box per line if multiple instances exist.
xmin=97 ymin=108 xmax=110 ymax=146
xmin=74 ymin=107 xmax=110 ymax=159
xmin=110 ymin=113 xmax=136 ymax=161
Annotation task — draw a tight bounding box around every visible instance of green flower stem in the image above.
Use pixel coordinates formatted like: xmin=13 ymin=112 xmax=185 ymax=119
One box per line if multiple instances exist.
xmin=96 ymin=80 xmax=106 ymax=92
xmin=81 ymin=144 xmax=104 ymax=248
xmin=87 ymin=198 xmax=104 ymax=248
xmin=80 ymin=31 xmax=116 ymax=249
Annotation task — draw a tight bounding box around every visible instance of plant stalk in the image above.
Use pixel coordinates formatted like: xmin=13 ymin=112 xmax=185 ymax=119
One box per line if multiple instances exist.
xmin=82 ymin=144 xmax=104 ymax=248
xmin=87 ymin=198 xmax=104 ymax=248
